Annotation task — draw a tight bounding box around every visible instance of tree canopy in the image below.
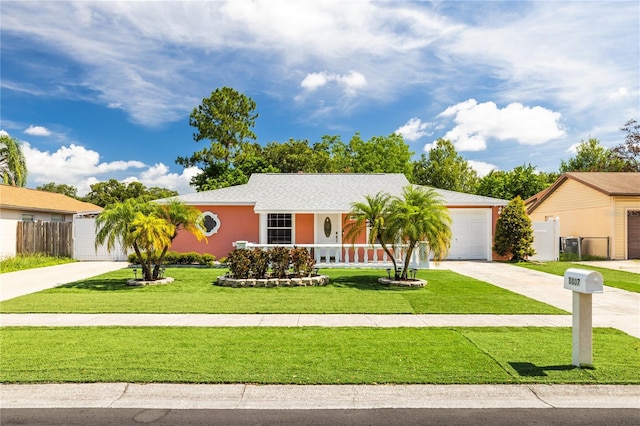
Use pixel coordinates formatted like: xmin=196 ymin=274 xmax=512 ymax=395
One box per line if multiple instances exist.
xmin=82 ymin=179 xmax=178 ymax=207
xmin=559 ymin=138 xmax=627 ymax=173
xmin=612 ymin=119 xmax=640 ymax=171
xmin=36 ymin=182 xmax=78 ymax=199
xmin=0 ymin=134 xmax=27 ymax=187
xmin=476 ymin=164 xmax=549 ymax=200
xmin=412 ymin=139 xmax=478 ymax=193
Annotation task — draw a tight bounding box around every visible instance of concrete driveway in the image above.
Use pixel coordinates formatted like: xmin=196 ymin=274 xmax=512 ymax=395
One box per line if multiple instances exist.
xmin=0 ymin=261 xmax=128 ymax=302
xmin=439 ymin=261 xmax=640 ymax=338
xmin=574 ymin=260 xmax=640 ymax=274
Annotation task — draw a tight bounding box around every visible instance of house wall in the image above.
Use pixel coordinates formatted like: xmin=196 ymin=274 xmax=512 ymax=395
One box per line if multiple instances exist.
xmin=529 ymin=179 xmax=612 ymax=237
xmin=0 ymin=208 xmax=74 ymax=258
xmin=171 ymin=205 xmax=259 ymax=259
xmin=612 ymin=196 xmax=640 ymax=259
xmin=295 ymin=214 xmax=314 ymax=244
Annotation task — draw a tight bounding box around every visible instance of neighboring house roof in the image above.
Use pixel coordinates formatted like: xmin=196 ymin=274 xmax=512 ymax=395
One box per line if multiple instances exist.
xmin=526 ymin=172 xmax=640 ymax=213
xmin=0 ymin=185 xmax=101 ymax=214
xmin=171 ymin=173 xmax=508 ymax=213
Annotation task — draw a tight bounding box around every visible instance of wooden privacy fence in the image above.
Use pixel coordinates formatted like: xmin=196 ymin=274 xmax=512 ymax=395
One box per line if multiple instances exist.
xmin=16 ymin=221 xmax=73 ymax=258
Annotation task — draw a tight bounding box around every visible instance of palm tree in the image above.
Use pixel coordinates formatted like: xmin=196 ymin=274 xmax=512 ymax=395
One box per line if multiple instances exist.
xmin=343 ymin=192 xmax=400 ymax=277
xmin=129 ymin=212 xmax=175 ymax=281
xmin=388 ymin=186 xmax=452 ymax=280
xmin=95 ymin=198 xmax=207 ymax=281
xmin=153 ymin=198 xmax=207 ymax=277
xmin=0 ymin=134 xmax=28 ymax=187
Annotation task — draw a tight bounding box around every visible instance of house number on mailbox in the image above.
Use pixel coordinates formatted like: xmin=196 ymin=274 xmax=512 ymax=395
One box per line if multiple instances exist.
xmin=324 ymin=217 xmax=332 ymax=238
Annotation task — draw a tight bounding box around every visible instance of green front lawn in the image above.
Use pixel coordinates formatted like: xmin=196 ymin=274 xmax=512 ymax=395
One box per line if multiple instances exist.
xmin=0 ymin=268 xmax=566 ymax=314
xmin=0 ymin=253 xmax=75 ymax=273
xmin=517 ymin=262 xmax=640 ymax=294
xmin=1 ymin=327 xmax=637 ymax=384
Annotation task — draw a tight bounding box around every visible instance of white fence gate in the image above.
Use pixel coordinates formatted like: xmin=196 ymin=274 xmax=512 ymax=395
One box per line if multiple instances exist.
xmin=530 ymin=218 xmax=560 ymax=261
xmin=73 ymin=216 xmax=129 ymax=261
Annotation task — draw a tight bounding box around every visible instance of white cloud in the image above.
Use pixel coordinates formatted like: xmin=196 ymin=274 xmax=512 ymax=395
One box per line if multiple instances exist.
xmin=395 ymin=118 xmax=432 ymax=142
xmin=300 ymin=73 xmax=329 ymax=91
xmin=23 ymin=125 xmax=52 ymax=136
xmin=566 ymin=143 xmax=580 ymax=154
xmin=21 ymin=142 xmax=197 ymax=196
xmin=437 ymin=99 xmax=565 ymax=151
xmin=300 ymin=71 xmax=367 ymax=96
xmin=467 ymin=160 xmax=498 ymax=178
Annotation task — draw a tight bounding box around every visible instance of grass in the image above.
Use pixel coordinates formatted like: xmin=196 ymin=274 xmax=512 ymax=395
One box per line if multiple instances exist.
xmin=0 ymin=326 xmax=637 ymax=384
xmin=517 ymin=262 xmax=640 ymax=294
xmin=0 ymin=268 xmax=566 ymax=314
xmin=0 ymin=253 xmax=75 ymax=274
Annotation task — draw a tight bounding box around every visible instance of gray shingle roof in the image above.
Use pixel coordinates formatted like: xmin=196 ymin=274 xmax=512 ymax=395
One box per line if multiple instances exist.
xmin=172 ymin=173 xmax=507 ymax=212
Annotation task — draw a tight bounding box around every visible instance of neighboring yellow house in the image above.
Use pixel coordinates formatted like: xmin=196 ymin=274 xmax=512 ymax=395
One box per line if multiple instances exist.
xmin=0 ymin=184 xmax=101 ymax=258
xmin=526 ymin=172 xmax=640 ymax=260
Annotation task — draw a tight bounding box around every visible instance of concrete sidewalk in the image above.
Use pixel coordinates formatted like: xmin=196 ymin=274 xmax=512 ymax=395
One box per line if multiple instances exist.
xmin=1 ymin=383 xmax=638 ymax=409
xmin=0 ymin=313 xmax=573 ymax=328
xmin=0 ymin=261 xmax=127 ymax=301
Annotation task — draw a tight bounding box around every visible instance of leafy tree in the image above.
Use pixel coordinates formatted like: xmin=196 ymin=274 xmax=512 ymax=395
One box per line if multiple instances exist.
xmin=83 ymin=179 xmax=178 ymax=207
xmin=612 ymin=119 xmax=640 ymax=171
xmin=36 ymin=182 xmax=78 ymax=199
xmin=559 ymin=138 xmax=627 ymax=172
xmin=493 ymin=196 xmax=535 ymax=262
xmin=387 ymin=186 xmax=451 ymax=280
xmin=343 ymin=192 xmax=399 ymax=277
xmin=476 ymin=164 xmax=548 ymax=200
xmin=95 ymin=198 xmax=205 ymax=280
xmin=348 ymin=133 xmax=414 ymax=176
xmin=177 ymin=87 xmax=258 ymax=189
xmin=0 ymin=134 xmax=27 ymax=187
xmin=412 ymin=139 xmax=478 ymax=193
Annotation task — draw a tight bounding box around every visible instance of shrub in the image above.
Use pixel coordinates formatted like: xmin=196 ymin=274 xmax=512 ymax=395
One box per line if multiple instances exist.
xmin=250 ymin=248 xmax=270 ymax=278
xmin=493 ymin=196 xmax=535 ymax=262
xmin=290 ymin=247 xmax=316 ymax=277
xmin=269 ymin=246 xmax=291 ymax=278
xmin=201 ymin=253 xmax=216 ymax=263
xmin=227 ymin=248 xmax=251 ymax=279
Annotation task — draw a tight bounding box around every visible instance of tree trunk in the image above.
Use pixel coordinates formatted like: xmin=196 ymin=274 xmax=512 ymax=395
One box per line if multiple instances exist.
xmin=153 ymin=245 xmax=169 ymax=280
xmin=133 ymin=244 xmax=153 ymax=281
xmin=378 ymin=238 xmax=400 ymax=279
xmin=401 ymin=244 xmax=415 ymax=280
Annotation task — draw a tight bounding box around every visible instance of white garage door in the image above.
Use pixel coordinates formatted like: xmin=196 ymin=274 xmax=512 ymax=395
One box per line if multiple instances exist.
xmin=446 ymin=209 xmax=491 ymax=260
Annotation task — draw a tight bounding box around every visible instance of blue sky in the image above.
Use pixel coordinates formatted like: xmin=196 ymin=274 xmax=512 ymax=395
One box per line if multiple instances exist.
xmin=1 ymin=1 xmax=638 ymax=195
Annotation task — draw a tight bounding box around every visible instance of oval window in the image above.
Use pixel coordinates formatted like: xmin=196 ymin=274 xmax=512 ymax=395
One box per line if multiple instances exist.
xmin=200 ymin=211 xmax=221 ymax=237
xmin=323 ymin=217 xmax=332 ymax=238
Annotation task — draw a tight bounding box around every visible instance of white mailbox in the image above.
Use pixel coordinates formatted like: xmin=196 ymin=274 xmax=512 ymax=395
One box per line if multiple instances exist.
xmin=564 ymin=268 xmax=603 ymax=294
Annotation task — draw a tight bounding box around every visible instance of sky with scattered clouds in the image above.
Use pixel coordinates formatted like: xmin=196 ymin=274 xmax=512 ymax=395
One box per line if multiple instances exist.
xmin=1 ymin=1 xmax=638 ymax=196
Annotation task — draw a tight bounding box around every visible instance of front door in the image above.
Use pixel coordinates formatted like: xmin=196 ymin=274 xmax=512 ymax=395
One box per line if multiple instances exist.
xmin=316 ymin=214 xmax=341 ymax=262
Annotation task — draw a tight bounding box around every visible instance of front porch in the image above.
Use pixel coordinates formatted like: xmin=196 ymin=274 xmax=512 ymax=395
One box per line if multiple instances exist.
xmin=233 ymin=242 xmax=430 ymax=270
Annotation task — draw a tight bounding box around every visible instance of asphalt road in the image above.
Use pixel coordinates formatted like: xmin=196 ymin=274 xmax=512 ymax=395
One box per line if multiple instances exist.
xmin=2 ymin=408 xmax=639 ymax=426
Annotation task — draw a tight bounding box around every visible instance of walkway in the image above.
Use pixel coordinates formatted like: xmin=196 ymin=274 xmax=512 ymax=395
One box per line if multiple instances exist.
xmin=574 ymin=260 xmax=640 ymax=274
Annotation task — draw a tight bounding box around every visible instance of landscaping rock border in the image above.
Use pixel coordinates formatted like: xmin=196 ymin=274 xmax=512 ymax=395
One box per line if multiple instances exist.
xmin=377 ymin=277 xmax=427 ymax=287
xmin=216 ymin=275 xmax=330 ymax=287
xmin=127 ymin=277 xmax=175 ymax=286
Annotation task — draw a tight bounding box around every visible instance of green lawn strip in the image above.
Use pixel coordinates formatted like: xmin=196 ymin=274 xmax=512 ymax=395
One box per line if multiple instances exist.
xmin=0 ymin=254 xmax=75 ymax=274
xmin=0 ymin=268 xmax=565 ymax=314
xmin=517 ymin=262 xmax=640 ymax=294
xmin=1 ymin=327 xmax=637 ymax=384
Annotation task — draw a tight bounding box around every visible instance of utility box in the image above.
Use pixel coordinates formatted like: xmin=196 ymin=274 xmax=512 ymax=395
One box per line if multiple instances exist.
xmin=564 ymin=268 xmax=604 ymax=294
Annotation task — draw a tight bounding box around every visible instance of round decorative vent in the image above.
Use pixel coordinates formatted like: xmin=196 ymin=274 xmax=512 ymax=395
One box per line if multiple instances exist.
xmin=200 ymin=211 xmax=221 ymax=236
xmin=323 ymin=217 xmax=332 ymax=238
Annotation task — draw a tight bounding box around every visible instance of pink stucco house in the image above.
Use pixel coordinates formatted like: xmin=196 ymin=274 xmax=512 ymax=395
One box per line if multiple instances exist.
xmin=166 ymin=173 xmax=508 ymax=264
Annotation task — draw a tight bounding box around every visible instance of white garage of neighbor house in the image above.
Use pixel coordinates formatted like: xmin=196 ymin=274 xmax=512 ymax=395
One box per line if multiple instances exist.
xmin=168 ymin=173 xmax=508 ymax=264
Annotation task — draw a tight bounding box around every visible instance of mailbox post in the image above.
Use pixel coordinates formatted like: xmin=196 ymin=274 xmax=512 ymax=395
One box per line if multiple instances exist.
xmin=564 ymin=268 xmax=603 ymax=367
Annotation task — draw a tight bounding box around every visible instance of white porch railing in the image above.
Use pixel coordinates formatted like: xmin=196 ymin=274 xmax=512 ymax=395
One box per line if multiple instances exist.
xmin=233 ymin=241 xmax=430 ymax=269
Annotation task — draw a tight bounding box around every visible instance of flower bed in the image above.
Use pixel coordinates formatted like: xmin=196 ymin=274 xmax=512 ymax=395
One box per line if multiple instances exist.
xmin=217 ymin=274 xmax=329 ymax=288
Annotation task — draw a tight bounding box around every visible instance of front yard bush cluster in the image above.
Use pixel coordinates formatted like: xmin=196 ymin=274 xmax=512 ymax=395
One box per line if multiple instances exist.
xmin=228 ymin=247 xmax=316 ymax=279
xmin=128 ymin=251 xmax=217 ymax=266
